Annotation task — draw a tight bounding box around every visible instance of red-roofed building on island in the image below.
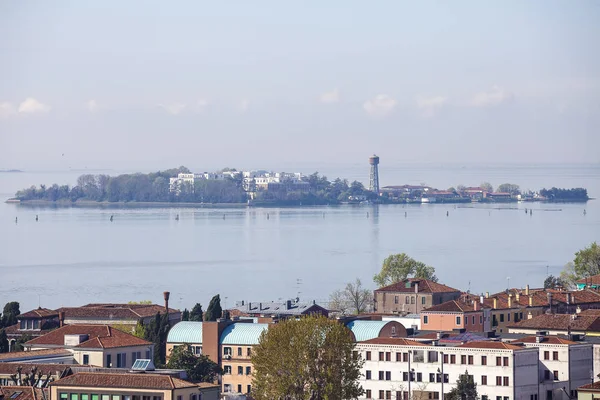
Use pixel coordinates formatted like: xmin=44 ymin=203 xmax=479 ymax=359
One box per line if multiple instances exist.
xmin=420 ymin=295 xmax=492 ymax=333
xmin=373 ymin=279 xmax=461 ymax=315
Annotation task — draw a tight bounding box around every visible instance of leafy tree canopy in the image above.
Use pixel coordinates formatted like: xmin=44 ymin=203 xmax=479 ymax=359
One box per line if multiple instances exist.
xmin=204 ymin=296 xmax=221 ymax=322
xmin=544 ymin=275 xmax=565 ymax=289
xmin=560 ymin=242 xmax=600 ymax=288
xmin=251 ymin=315 xmax=364 ymax=400
xmin=446 ymin=370 xmax=478 ymax=400
xmin=1 ymin=302 xmax=20 ymax=328
xmin=166 ymin=344 xmax=221 ymax=382
xmin=480 ymin=182 xmax=494 ymax=193
xmin=181 ymin=309 xmax=189 ymax=321
xmin=0 ymin=329 xmax=9 ymax=353
xmin=496 ymin=183 xmax=520 ymax=195
xmin=190 ymin=303 xmax=204 ymax=322
xmin=329 ymin=278 xmax=373 ymax=315
xmin=374 ymin=253 xmax=438 ymax=287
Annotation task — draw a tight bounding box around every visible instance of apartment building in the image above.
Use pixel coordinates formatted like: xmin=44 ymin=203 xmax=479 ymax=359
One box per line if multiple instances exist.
xmin=357 ymin=338 xmax=539 ymax=400
xmin=374 ymin=279 xmax=462 ymax=315
xmin=420 ymin=297 xmax=492 ymax=333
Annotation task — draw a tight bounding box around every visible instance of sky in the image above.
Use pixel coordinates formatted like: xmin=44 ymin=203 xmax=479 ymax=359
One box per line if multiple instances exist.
xmin=1 ymin=1 xmax=599 ymax=171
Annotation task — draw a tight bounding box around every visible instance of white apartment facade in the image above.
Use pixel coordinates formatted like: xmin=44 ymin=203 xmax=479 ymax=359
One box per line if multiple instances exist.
xmin=357 ymin=338 xmax=542 ymax=400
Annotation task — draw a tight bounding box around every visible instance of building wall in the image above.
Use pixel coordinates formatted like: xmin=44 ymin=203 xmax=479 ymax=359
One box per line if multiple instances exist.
xmin=491 ymin=307 xmax=545 ymax=333
xmin=221 ymin=345 xmax=254 ymax=395
xmin=30 ymin=345 xmax=154 ymax=368
xmin=374 ymin=292 xmax=461 ymax=315
xmin=421 ymin=311 xmax=485 ymax=333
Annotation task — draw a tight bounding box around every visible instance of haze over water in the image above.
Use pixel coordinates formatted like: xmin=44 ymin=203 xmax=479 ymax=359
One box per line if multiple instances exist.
xmin=1 ymin=162 xmax=598 ymax=312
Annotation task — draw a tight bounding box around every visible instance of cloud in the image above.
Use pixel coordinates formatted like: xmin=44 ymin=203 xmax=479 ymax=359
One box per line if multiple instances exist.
xmin=158 ymin=103 xmax=186 ymax=115
xmin=363 ymin=94 xmax=397 ymax=117
xmin=319 ymin=89 xmax=339 ymax=104
xmin=471 ymin=86 xmax=514 ymax=107
xmin=18 ymin=97 xmax=51 ymax=114
xmin=0 ymin=102 xmax=16 ymax=118
xmin=86 ymin=99 xmax=99 ymax=112
xmin=417 ymin=95 xmax=447 ymax=117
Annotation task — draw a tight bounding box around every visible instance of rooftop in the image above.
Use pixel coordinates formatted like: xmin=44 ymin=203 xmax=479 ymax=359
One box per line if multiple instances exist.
xmin=0 ymin=387 xmax=46 ymax=400
xmin=0 ymin=363 xmax=72 ymax=376
xmin=58 ymin=304 xmax=180 ymax=320
xmin=423 ymin=300 xmax=483 ymax=313
xmin=26 ymin=325 xmax=152 ymax=349
xmin=508 ymin=313 xmax=600 ymax=332
xmin=0 ymin=349 xmax=72 ymax=362
xmin=228 ymin=300 xmax=327 ymax=316
xmin=166 ymin=321 xmax=203 ymax=344
xmin=578 ymin=382 xmax=600 ymax=392
xmin=219 ymin=323 xmax=269 ymax=345
xmin=360 ymin=337 xmax=425 ymax=346
xmin=457 ymin=341 xmax=525 ymax=350
xmin=576 ymin=275 xmax=600 ymax=285
xmin=49 ymin=372 xmax=197 ymax=390
xmin=375 ymin=279 xmax=460 ymax=294
xmin=17 ymin=308 xmax=59 ymax=319
xmin=511 ymin=335 xmax=578 ymax=345
xmin=345 ymin=320 xmax=397 ymax=342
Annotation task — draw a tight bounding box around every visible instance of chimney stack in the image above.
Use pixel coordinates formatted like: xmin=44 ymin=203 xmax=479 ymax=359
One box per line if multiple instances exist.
xmin=547 ymin=292 xmax=553 ymax=313
xmin=474 ymin=301 xmax=478 ymax=311
xmin=480 ymin=296 xmax=484 ymax=304
xmin=527 ymin=311 xmax=532 ymax=320
xmin=515 ymin=292 xmax=520 ymax=302
xmin=566 ymin=293 xmax=571 ymax=305
xmin=508 ymin=294 xmax=513 ymax=308
xmin=529 ymin=295 xmax=533 ymax=307
xmin=525 ymin=285 xmax=530 ymax=295
xmin=493 ymin=298 xmax=498 ymax=309
xmin=415 ymin=283 xmax=419 ymax=294
xmin=59 ymin=311 xmax=65 ymax=327
xmin=485 ymin=292 xmax=490 ymax=299
xmin=163 ymin=291 xmax=170 ymax=313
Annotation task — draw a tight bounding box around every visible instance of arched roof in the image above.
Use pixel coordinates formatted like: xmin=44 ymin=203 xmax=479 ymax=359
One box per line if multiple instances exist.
xmin=166 ymin=321 xmax=203 ymax=344
xmin=345 ymin=320 xmax=391 ymax=342
xmin=220 ymin=323 xmax=269 ymax=345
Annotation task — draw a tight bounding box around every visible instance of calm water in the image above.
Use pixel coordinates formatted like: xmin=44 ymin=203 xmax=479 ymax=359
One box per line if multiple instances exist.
xmin=0 ymin=163 xmax=598 ymax=312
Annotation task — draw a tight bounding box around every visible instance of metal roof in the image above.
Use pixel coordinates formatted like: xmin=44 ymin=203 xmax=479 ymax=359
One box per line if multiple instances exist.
xmin=345 ymin=320 xmax=389 ymax=342
xmin=229 ymin=300 xmax=327 ymax=316
xmin=166 ymin=321 xmax=203 ymax=344
xmin=220 ymin=323 xmax=269 ymax=345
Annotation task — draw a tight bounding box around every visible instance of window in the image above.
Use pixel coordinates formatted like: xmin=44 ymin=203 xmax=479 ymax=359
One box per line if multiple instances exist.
xmin=238 ymin=366 xmax=243 ymax=375
xmin=386 ymin=351 xmax=392 ymax=361
xmin=366 ymin=370 xmax=371 ymax=380
xmin=379 ymin=390 xmax=385 ymax=400
xmin=482 ymin=397 xmax=488 ymax=400
xmin=481 ymin=356 xmax=487 ymax=365
xmin=503 ymin=377 xmax=509 ymax=386
xmin=392 ymin=326 xmax=396 ymax=335
xmin=405 ymin=296 xmax=410 ymax=303
xmin=428 ymin=351 xmax=438 ymax=362
xmin=496 ymin=357 xmax=501 ymax=366
xmin=247 ymin=347 xmax=252 ymax=356
xmin=70 ymin=396 xmax=78 ymax=400
xmin=20 ymin=320 xmax=26 ymax=329
xmin=176 ymin=397 xmax=182 ymax=400
xmin=443 ymin=354 xmax=448 ymax=363
xmin=500 ymin=314 xmax=504 ymax=322
xmin=514 ymin=312 xmax=519 ymax=322
xmin=508 ymin=313 xmax=511 ymax=321
xmin=461 ymin=355 xmax=466 ymax=364
xmin=423 ymin=316 xmax=429 ymax=324
xmin=83 ymin=354 xmax=89 ymax=365
xmin=503 ymin=356 xmax=509 ymax=366
xmin=386 ymin=391 xmax=391 ymax=400
xmin=553 ymin=351 xmax=559 ymax=361
xmin=421 ymin=297 xmax=426 ymax=304
xmin=481 ymin=375 xmax=487 ymax=385
xmin=246 ymin=366 xmax=251 ymax=375
xmin=102 ymin=396 xmax=109 ymax=400
xmin=402 ymin=372 xmax=408 ymax=381
xmin=416 ymin=372 xmax=422 ymax=382
xmin=413 ymin=350 xmax=424 ymax=363
xmin=131 ymin=351 xmax=141 ymax=362
xmin=443 ymin=374 xmax=449 ymax=383
xmin=456 ymin=316 xmax=461 ymax=325
xmin=553 ymin=370 xmax=558 ymax=380
xmin=544 ymin=350 xmax=550 ymax=360
xmin=366 ymin=351 xmax=371 ymax=360
xmin=379 ymin=371 xmax=384 ymax=380
xmin=472 ymin=316 xmax=475 ymax=325
xmin=403 ymin=352 xmax=409 ymax=362
xmin=247 ymin=385 xmax=251 ymax=394
xmin=386 ymin=371 xmax=391 ymax=381
xmin=496 ymin=376 xmax=502 ymax=385
xmin=396 ymin=352 xmax=401 ymax=362
xmin=106 ymin=354 xmax=112 ymax=367
xmin=366 ymin=390 xmax=372 ymax=399
xmin=395 ymin=296 xmax=399 ymax=304
xmin=411 ymin=297 xmax=415 ymax=304
xmin=33 ymin=320 xmax=40 ymax=329
xmin=429 ymin=373 xmax=435 ymax=382
xmin=224 ymin=365 xmax=232 ymax=375
xmin=450 ymin=354 xmax=456 ymax=364
xmin=238 ymin=347 xmax=243 ymax=356
xmin=237 ymin=385 xmax=242 ymax=393
xmin=112 ymin=396 xmax=119 ymax=400
xmin=92 ymin=395 xmax=99 ymax=400
xmin=547 ymin=391 xmax=553 ymax=400
xmin=223 ymin=385 xmax=231 ymax=393
xmin=116 ymin=353 xmax=126 ymax=368
xmin=379 ymin=352 xmax=384 ymax=361
xmin=224 ymin=347 xmax=232 ymax=356
xmin=468 ymin=355 xmax=473 ymax=365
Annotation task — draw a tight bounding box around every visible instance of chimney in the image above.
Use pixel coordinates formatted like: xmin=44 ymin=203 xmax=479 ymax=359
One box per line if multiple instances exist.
xmin=508 ymin=294 xmax=513 ymax=308
xmin=576 ymin=306 xmax=582 ymax=314
xmin=59 ymin=311 xmax=65 ymax=327
xmin=415 ymin=283 xmax=419 ymax=294
xmin=566 ymin=293 xmax=571 ymax=305
xmin=515 ymin=292 xmax=520 ymax=302
xmin=480 ymin=296 xmax=484 ymax=304
xmin=286 ymin=300 xmax=292 ymax=310
xmin=527 ymin=311 xmax=533 ymax=319
xmin=525 ymin=285 xmax=530 ymax=295
xmin=547 ymin=293 xmax=553 ymax=313
xmin=493 ymin=297 xmax=498 ymax=309
xmin=474 ymin=301 xmax=478 ymax=311
xmin=259 ymin=302 xmax=263 ymax=311
xmin=529 ymin=295 xmax=533 ymax=307
xmin=485 ymin=292 xmax=490 ymax=299
xmin=241 ymin=300 xmax=244 ymax=306
xmin=163 ymin=291 xmax=170 ymax=313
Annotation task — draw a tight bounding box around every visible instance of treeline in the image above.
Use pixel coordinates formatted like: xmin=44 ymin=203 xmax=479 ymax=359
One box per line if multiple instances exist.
xmin=540 ymin=187 xmax=589 ymax=201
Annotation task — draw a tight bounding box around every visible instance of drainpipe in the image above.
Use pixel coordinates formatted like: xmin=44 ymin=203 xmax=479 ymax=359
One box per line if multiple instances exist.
xmin=408 ymin=350 xmax=412 ymax=398
xmin=440 ymin=351 xmax=444 ymax=400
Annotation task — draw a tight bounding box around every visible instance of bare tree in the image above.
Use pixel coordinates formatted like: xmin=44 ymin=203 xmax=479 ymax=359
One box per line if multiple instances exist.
xmin=329 ymin=278 xmax=373 ymax=315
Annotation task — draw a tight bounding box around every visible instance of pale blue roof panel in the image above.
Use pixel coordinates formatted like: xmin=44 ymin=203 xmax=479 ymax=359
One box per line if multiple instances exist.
xmin=345 ymin=320 xmax=388 ymax=342
xmin=166 ymin=321 xmax=203 ymax=344
xmin=220 ymin=323 xmax=269 ymax=345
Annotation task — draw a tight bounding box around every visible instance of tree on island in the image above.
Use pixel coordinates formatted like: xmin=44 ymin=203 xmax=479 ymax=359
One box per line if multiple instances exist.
xmin=446 ymin=370 xmax=478 ymax=400
xmin=329 ymin=278 xmax=373 ymax=315
xmin=497 ymin=183 xmax=520 ymax=195
xmin=181 ymin=309 xmax=189 ymax=321
xmin=166 ymin=344 xmax=221 ymax=382
xmin=1 ymin=302 xmax=20 ymax=328
xmin=204 ymin=296 xmax=222 ymax=321
xmin=560 ymin=242 xmax=600 ymax=288
xmin=0 ymin=329 xmax=9 ymax=353
xmin=480 ymin=182 xmax=493 ymax=193
xmin=251 ymin=315 xmax=364 ymax=400
xmin=189 ymin=303 xmax=204 ymax=322
xmin=374 ymin=253 xmax=438 ymax=287
xmin=544 ymin=275 xmax=566 ymax=290
xmin=144 ymin=312 xmax=171 ymax=366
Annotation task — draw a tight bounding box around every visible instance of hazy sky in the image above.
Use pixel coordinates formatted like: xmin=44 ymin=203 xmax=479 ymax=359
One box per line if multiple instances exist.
xmin=1 ymin=1 xmax=599 ymax=171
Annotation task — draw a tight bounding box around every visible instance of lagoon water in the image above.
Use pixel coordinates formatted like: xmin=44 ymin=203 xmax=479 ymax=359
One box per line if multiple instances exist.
xmin=0 ymin=163 xmax=598 ymax=312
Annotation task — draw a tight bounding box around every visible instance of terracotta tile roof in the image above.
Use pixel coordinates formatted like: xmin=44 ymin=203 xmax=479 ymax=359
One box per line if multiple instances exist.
xmin=578 ymin=309 xmax=600 ymax=316
xmin=511 ymin=336 xmax=577 ymax=345
xmin=360 ymin=337 xmax=426 ymax=346
xmin=483 ymin=289 xmax=600 ymax=310
xmin=49 ymin=372 xmax=197 ymax=390
xmin=57 ymin=304 xmax=179 ymax=320
xmin=17 ymin=308 xmax=59 ymax=319
xmin=25 ymin=325 xmax=151 ymax=349
xmin=0 ymin=363 xmax=71 ymax=376
xmin=423 ymin=300 xmax=482 ymax=313
xmin=457 ymin=341 xmax=524 ymax=350
xmin=0 ymin=387 xmax=47 ymax=400
xmin=508 ymin=313 xmax=600 ymax=332
xmin=375 ymin=279 xmax=460 ymax=294
xmin=576 ymin=275 xmax=600 ymax=285
xmin=412 ymin=332 xmax=455 ymax=340
xmin=0 ymin=349 xmax=72 ymax=361
xmin=579 ymin=381 xmax=600 ymax=391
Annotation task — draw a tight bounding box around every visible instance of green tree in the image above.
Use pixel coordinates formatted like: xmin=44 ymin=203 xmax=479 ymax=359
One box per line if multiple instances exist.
xmin=446 ymin=370 xmax=478 ymax=400
xmin=189 ymin=303 xmax=204 ymax=322
xmin=496 ymin=183 xmax=520 ymax=195
xmin=561 ymin=242 xmax=600 ymax=288
xmin=373 ymin=253 xmax=438 ymax=287
xmin=204 ymin=296 xmax=222 ymax=322
xmin=14 ymin=333 xmax=32 ymax=352
xmin=0 ymin=329 xmax=9 ymax=353
xmin=144 ymin=313 xmax=170 ymax=366
xmin=128 ymin=300 xmax=153 ymax=305
xmin=1 ymin=302 xmax=20 ymax=328
xmin=544 ymin=275 xmax=565 ymax=289
xmin=133 ymin=320 xmax=147 ymax=339
xmin=181 ymin=309 xmax=190 ymax=321
xmin=166 ymin=344 xmax=221 ymax=382
xmin=480 ymin=182 xmax=493 ymax=193
xmin=251 ymin=315 xmax=364 ymax=400
xmin=329 ymin=278 xmax=373 ymax=315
